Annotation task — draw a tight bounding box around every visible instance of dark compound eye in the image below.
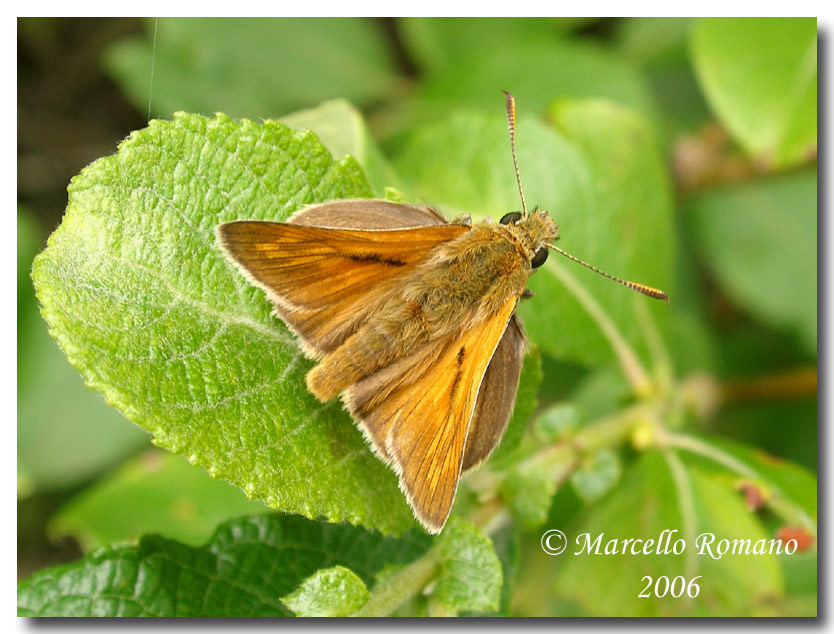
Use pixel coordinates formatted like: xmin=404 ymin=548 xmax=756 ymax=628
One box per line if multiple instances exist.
xmin=531 ymin=246 xmax=549 ymax=268
xmin=499 ymin=211 xmax=522 ymax=225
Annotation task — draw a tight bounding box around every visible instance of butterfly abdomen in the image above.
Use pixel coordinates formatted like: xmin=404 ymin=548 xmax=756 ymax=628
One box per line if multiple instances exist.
xmin=305 ymin=296 xmax=433 ymax=401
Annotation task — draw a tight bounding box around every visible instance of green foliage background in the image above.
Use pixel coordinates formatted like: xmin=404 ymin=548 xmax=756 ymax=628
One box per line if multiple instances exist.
xmin=18 ymin=17 xmax=816 ymax=617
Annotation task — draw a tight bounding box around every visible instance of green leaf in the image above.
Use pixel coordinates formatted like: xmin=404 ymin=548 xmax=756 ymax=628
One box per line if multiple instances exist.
xmin=281 ymin=565 xmax=369 ymax=617
xmin=280 ymin=99 xmax=405 ymax=196
xmin=436 ymin=518 xmax=502 ymax=613
xmin=391 ymin=108 xmax=591 ymax=220
xmin=616 ymin=17 xmax=695 ymax=67
xmin=399 ymin=18 xmax=566 ymax=75
xmin=18 ymin=211 xmax=148 ymax=496
xmin=498 ymin=417 xmax=577 ymax=531
xmin=534 ymin=402 xmax=582 ymax=443
xmin=390 ymin=101 xmax=676 ymax=367
xmin=780 ymin=549 xmax=817 ymax=613
xmin=685 ymin=169 xmax=816 ymax=354
xmin=613 ymin=18 xmax=711 ymax=142
xmin=691 ymin=18 xmax=817 ymax=167
xmin=403 ymin=20 xmax=657 ymax=123
xmin=552 ymin=451 xmax=786 ymax=616
xmin=500 ymin=464 xmax=559 ymax=531
xmin=49 ymin=450 xmax=268 ymax=551
xmin=463 ymin=524 xmax=520 ymax=616
xmin=676 ymin=435 xmax=817 ymax=523
xmin=684 ymin=467 xmax=786 ymax=615
xmin=105 ymin=18 xmax=400 ymax=120
xmin=31 ymin=113 xmax=415 ymax=535
xmin=569 ymin=449 xmax=621 ymax=503
xmin=17 ymin=514 xmax=430 ymax=617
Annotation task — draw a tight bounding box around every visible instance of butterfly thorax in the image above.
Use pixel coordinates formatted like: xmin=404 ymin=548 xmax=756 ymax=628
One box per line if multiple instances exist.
xmin=407 ymin=222 xmax=531 ymax=324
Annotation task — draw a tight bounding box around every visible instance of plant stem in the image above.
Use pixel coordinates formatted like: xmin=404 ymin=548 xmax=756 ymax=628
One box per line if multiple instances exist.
xmin=467 ymin=497 xmax=510 ymax=536
xmin=572 ymin=405 xmax=650 ymax=452
xmin=548 ymin=262 xmax=652 ymax=396
xmin=663 ymin=449 xmax=698 ymax=579
xmin=513 ymin=404 xmax=649 ymax=496
xmin=351 ymin=549 xmax=441 ymax=617
xmin=659 ymin=431 xmax=755 ymax=477
xmin=634 ymin=297 xmax=673 ymax=389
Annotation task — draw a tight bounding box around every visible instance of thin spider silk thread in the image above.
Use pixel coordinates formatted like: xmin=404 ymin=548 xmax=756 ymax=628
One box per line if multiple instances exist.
xmin=147 ymin=17 xmax=159 ymax=122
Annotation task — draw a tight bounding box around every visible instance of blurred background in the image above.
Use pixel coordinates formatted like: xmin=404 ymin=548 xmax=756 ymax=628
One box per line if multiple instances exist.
xmin=18 ymin=17 xmax=816 ymax=613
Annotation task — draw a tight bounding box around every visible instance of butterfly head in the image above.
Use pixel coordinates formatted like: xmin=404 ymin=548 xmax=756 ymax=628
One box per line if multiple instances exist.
xmin=499 ymin=207 xmax=559 ymax=269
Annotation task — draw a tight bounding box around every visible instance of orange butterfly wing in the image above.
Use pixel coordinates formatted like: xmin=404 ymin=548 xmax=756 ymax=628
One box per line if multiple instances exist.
xmin=217 ymin=218 xmax=468 ymax=357
xmin=344 ymin=295 xmax=519 ymax=533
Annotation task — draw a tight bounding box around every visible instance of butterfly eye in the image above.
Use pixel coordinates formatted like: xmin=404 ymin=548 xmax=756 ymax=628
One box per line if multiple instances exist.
xmin=531 ymin=246 xmax=549 ymax=268
xmin=499 ymin=211 xmax=522 ymax=225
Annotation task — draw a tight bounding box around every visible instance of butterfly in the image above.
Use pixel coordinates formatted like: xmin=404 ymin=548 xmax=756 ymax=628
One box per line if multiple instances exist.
xmin=216 ymin=92 xmax=667 ymax=533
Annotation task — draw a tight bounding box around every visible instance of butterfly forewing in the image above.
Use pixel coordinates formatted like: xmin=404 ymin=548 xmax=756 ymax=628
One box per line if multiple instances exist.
xmin=217 ymin=219 xmax=469 ymax=356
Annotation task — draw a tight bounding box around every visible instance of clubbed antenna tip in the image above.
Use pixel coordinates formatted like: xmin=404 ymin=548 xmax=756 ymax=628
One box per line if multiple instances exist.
xmin=501 ymin=90 xmax=527 ymax=216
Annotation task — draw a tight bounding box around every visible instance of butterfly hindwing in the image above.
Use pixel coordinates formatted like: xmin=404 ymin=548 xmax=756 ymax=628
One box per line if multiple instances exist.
xmin=288 ymin=199 xmax=449 ymax=229
xmin=461 ymin=314 xmax=526 ymax=471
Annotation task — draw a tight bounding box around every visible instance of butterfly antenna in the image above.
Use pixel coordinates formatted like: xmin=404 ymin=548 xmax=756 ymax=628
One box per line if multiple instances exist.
xmin=502 ymin=90 xmax=528 ymax=216
xmin=546 ymin=243 xmax=669 ymax=304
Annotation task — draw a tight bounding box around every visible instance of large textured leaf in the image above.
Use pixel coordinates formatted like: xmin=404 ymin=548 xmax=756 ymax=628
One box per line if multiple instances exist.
xmin=436 ymin=519 xmax=502 ymax=613
xmin=18 ymin=211 xmax=148 ymax=495
xmin=281 ymin=565 xmax=370 ymax=617
xmin=18 ymin=514 xmax=430 ymax=617
xmin=32 ymin=113 xmax=416 ymax=534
